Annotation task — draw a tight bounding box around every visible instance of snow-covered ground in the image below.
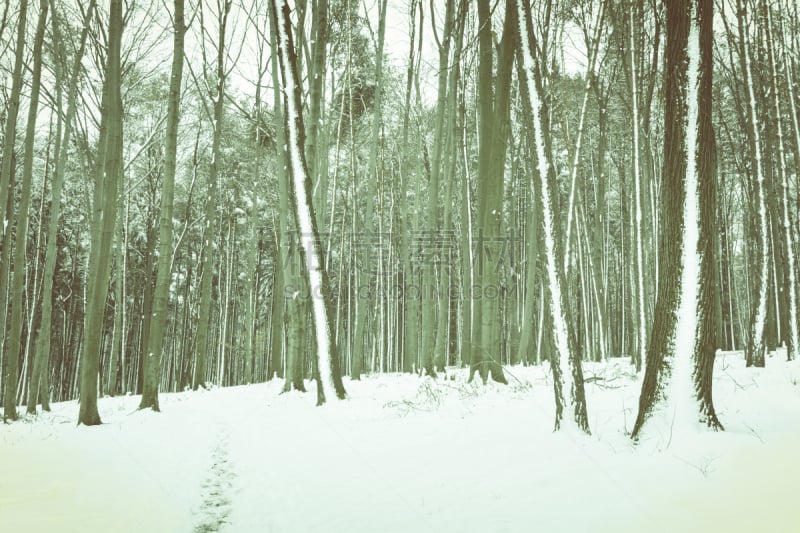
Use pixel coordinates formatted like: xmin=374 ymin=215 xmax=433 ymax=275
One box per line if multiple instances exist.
xmin=2 ymin=351 xmax=799 ymax=533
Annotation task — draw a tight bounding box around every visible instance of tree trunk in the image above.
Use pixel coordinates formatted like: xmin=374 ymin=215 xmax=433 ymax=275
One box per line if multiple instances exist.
xmin=139 ymin=0 xmax=186 ymax=411
xmin=0 ymin=0 xmax=26 ymax=246
xmin=632 ymin=0 xmax=721 ymax=438
xmin=4 ymin=0 xmax=47 ymax=421
xmin=738 ymin=0 xmax=769 ymax=368
xmin=694 ymin=0 xmax=723 ymax=429
xmin=193 ymin=0 xmax=231 ymax=390
xmin=471 ymin=0 xmax=514 ymax=385
xmin=270 ymin=0 xmax=346 ymax=405
xmin=515 ymin=0 xmax=589 ymax=432
xmin=78 ymin=0 xmax=124 ymax=426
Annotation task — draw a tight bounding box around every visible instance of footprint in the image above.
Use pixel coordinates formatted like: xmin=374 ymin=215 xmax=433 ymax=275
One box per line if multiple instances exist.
xmin=194 ymin=436 xmax=235 ymax=532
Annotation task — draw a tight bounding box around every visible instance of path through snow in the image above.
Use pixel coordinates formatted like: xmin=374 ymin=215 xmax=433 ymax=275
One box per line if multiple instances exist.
xmin=194 ymin=434 xmax=235 ymax=532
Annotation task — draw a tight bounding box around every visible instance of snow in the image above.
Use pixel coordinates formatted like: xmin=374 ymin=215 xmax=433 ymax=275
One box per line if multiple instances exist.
xmin=2 ymin=353 xmax=799 ymax=532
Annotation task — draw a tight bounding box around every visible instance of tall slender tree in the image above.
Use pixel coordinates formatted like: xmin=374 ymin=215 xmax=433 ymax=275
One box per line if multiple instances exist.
xmin=27 ymin=0 xmax=96 ymax=415
xmin=0 ymin=0 xmax=26 ymax=245
xmin=79 ymin=0 xmax=124 ymax=426
xmin=738 ymin=0 xmax=769 ymax=368
xmin=270 ymin=0 xmax=346 ymax=405
xmin=4 ymin=0 xmax=47 ymax=420
xmin=0 ymin=1 xmax=28 ymax=399
xmin=139 ymin=0 xmax=186 ymax=411
xmin=193 ymin=0 xmax=231 ymax=390
xmin=764 ymin=3 xmax=799 ymax=362
xmin=515 ymin=0 xmax=589 ymax=432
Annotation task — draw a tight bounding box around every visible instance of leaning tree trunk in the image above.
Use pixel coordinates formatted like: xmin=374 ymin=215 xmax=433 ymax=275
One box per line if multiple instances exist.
xmin=270 ymin=0 xmax=346 ymax=405
xmin=139 ymin=0 xmax=186 ymax=411
xmin=515 ymin=0 xmax=589 ymax=433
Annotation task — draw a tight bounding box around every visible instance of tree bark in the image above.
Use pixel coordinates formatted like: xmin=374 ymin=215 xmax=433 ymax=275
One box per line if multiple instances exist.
xmin=139 ymin=0 xmax=186 ymax=411
xmin=632 ymin=0 xmax=722 ymax=437
xmin=4 ymin=0 xmax=47 ymax=421
xmin=515 ymin=0 xmax=589 ymax=432
xmin=270 ymin=0 xmax=346 ymax=405
xmin=193 ymin=0 xmax=231 ymax=390
xmin=78 ymin=0 xmax=124 ymax=426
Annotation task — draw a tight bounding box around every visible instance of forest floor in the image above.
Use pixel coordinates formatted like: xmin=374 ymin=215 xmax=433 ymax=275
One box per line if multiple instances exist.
xmin=1 ymin=350 xmax=799 ymax=533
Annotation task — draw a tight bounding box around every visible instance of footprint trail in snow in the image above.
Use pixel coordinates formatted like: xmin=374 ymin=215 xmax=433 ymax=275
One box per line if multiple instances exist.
xmin=194 ymin=434 xmax=236 ymax=532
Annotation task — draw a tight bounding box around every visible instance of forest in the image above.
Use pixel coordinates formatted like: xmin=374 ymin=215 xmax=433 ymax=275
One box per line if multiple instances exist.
xmin=0 ymin=0 xmax=798 ymax=441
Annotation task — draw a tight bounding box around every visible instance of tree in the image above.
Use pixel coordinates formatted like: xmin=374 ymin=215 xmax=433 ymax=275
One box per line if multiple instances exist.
xmin=79 ymin=0 xmax=124 ymax=426
xmin=631 ymin=0 xmax=722 ymax=438
xmin=694 ymin=0 xmax=723 ymax=429
xmin=345 ymin=0 xmax=392 ymax=380
xmin=193 ymin=0 xmax=231 ymax=391
xmin=0 ymin=2 xmax=28 ymax=417
xmin=3 ymin=0 xmax=48 ymax=420
xmin=470 ymin=0 xmax=514 ymax=385
xmin=416 ymin=0 xmax=454 ymax=379
xmin=738 ymin=0 xmax=770 ymax=368
xmin=270 ymin=0 xmax=346 ymax=405
xmin=628 ymin=4 xmax=648 ymax=373
xmin=515 ymin=0 xmax=589 ymax=432
xmin=139 ymin=0 xmax=186 ymax=411
xmin=0 ymin=0 xmax=26 ymax=248
xmin=26 ymin=0 xmax=95 ymax=415
xmin=764 ymin=2 xmax=799 ymax=362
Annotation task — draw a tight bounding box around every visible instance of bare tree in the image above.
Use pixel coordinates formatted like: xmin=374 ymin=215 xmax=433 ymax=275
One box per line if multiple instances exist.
xmin=632 ymin=0 xmax=722 ymax=438
xmin=79 ymin=0 xmax=124 ymax=426
xmin=139 ymin=0 xmax=187 ymax=410
xmin=515 ymin=0 xmax=589 ymax=432
xmin=270 ymin=0 xmax=346 ymax=405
